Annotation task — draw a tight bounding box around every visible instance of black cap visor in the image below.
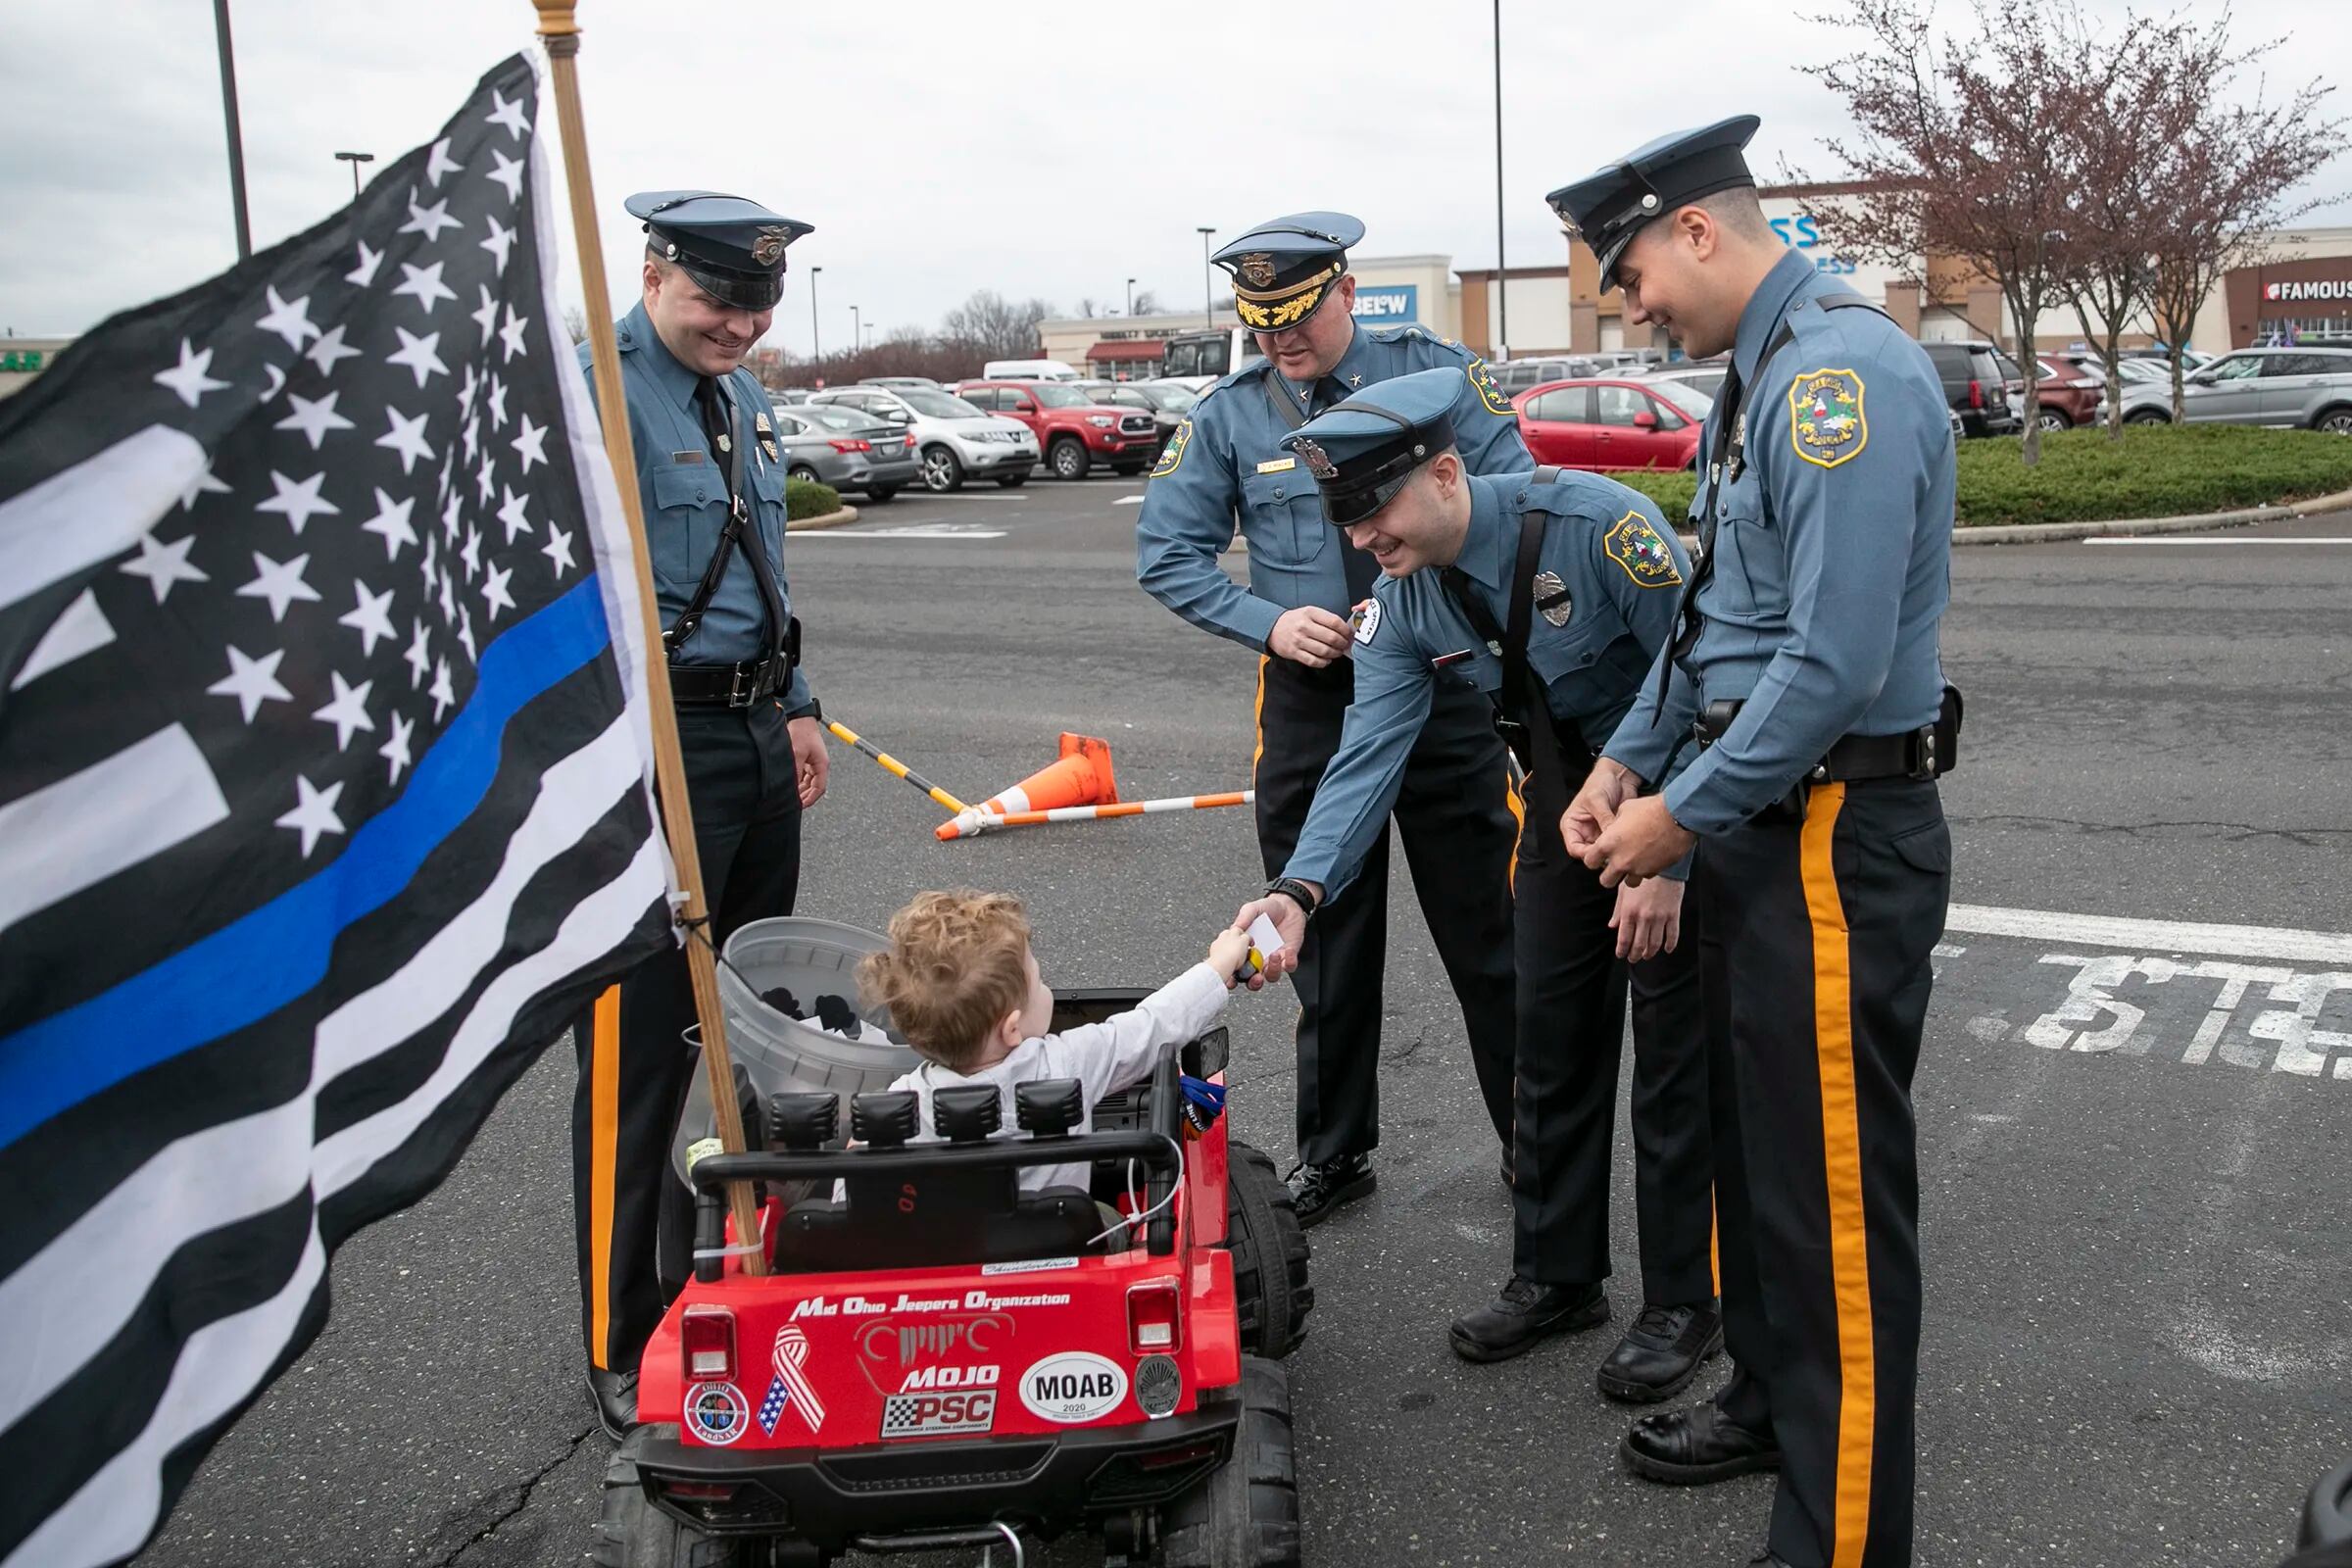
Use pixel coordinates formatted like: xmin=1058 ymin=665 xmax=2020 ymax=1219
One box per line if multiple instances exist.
xmin=676 ymin=261 xmax=783 ymax=314
xmin=1319 ymin=468 xmax=1420 ymax=527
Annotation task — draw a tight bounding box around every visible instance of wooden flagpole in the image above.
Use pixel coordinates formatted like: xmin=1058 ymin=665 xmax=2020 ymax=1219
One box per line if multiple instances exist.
xmin=531 ymin=0 xmax=764 ymax=1273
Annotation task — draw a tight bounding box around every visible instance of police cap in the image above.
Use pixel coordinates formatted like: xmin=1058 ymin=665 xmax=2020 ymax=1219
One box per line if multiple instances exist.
xmin=1212 ymin=211 xmax=1366 ymax=334
xmin=1545 ymin=116 xmax=1761 ymax=292
xmin=1281 ymin=366 xmax=1461 ymax=527
xmin=625 ymin=189 xmax=813 ymax=313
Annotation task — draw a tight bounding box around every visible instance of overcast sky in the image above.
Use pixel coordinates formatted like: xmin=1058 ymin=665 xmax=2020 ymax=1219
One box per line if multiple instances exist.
xmin=5 ymin=0 xmax=2346 ymax=353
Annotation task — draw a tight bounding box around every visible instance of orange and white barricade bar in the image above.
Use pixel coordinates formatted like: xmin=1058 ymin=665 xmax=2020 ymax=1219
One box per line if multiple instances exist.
xmin=937 ymin=790 xmax=1254 ymax=840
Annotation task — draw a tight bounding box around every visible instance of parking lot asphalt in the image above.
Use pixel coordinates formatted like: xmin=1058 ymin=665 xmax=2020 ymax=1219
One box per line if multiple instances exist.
xmin=139 ymin=471 xmax=2352 ymax=1568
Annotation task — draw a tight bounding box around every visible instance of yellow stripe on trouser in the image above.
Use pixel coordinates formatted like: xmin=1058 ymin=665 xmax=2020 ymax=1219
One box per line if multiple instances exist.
xmin=1250 ymin=656 xmax=1269 ymax=781
xmin=1800 ymin=783 xmax=1875 ymax=1566
xmin=1504 ymin=772 xmax=1525 ymax=896
xmin=587 ymin=984 xmax=622 ymax=1370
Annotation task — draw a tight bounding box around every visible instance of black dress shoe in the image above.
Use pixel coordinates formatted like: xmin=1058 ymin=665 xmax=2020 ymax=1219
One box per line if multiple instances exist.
xmin=1595 ymin=1298 xmax=1724 ymax=1403
xmin=1448 ymin=1277 xmax=1608 ymax=1363
xmin=1288 ymin=1154 xmax=1374 ymax=1228
xmin=587 ymin=1367 xmax=640 ymax=1442
xmin=1746 ymin=1552 xmax=1796 ymax=1566
xmin=1619 ymin=1402 xmax=1781 ymax=1485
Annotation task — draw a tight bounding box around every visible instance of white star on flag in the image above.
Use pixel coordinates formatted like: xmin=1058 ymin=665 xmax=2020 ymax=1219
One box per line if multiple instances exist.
xmin=257 ymin=469 xmax=340 ymax=534
xmin=207 ymin=645 xmax=294 ymax=722
xmin=259 ymin=365 xmax=287 ymax=404
xmin=498 ymin=305 xmax=530 ymax=364
xmin=239 ymin=551 xmax=323 ymax=623
xmin=480 ymin=563 xmax=516 ymax=620
xmin=275 ymin=775 xmax=347 ymax=858
xmin=401 ymin=191 xmax=462 ymax=244
xmin=254 ymin=286 xmax=321 ymax=352
xmin=404 ymin=619 xmax=432 ymax=688
xmin=462 ymin=410 xmax=482 ymax=463
xmin=542 ymin=524 xmax=576 ymax=578
xmin=361 ymin=489 xmax=420 ymax=561
xmin=379 ymin=710 xmax=416 ymax=785
xmin=179 ymin=463 xmax=230 ymax=511
xmin=429 ymin=657 xmax=458 ymax=720
xmin=394 ymin=260 xmax=459 ymax=315
xmin=470 ymin=285 xmax=500 ymax=344
xmin=274 ymin=390 xmax=355 ymax=451
xmin=511 ymin=414 xmax=548 ymax=474
xmin=387 ymin=327 xmax=450 ymax=389
xmin=154 ymin=339 xmax=229 ymax=408
xmin=475 ymin=451 xmax=498 ymax=507
xmin=461 ymin=525 xmax=484 ymax=579
xmin=480 ymin=215 xmax=516 ymax=276
xmin=339 ymin=580 xmax=399 ymax=656
xmin=424 ymin=136 xmax=465 ymax=188
xmin=486 ymin=87 xmax=531 ymax=141
xmin=496 ymin=487 xmax=533 ymax=542
xmin=487 ymin=373 xmax=510 ymax=430
xmin=312 ymin=671 xmax=377 ymax=751
xmin=120 ymin=532 xmax=210 ymax=603
xmin=305 ymin=323 xmax=363 ymax=378
xmin=375 ymin=406 xmax=436 ymax=474
xmin=456 ymin=605 xmax=477 ymax=665
xmin=485 ymin=148 xmax=524 ymax=204
xmin=348 ymin=240 xmax=385 ymax=287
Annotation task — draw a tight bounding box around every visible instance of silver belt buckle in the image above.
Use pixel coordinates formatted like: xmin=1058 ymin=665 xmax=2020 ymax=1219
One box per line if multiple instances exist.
xmin=727 ymin=661 xmax=754 ymax=708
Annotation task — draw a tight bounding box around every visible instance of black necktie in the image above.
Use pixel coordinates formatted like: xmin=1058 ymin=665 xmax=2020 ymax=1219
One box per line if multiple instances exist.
xmin=1313 ymin=374 xmax=1380 ymax=601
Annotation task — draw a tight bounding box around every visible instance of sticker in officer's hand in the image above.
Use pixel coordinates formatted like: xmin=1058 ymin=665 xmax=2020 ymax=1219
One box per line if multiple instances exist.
xmin=1788 ymin=368 xmax=1868 ymax=468
xmin=1350 ymin=597 xmax=1382 ymax=645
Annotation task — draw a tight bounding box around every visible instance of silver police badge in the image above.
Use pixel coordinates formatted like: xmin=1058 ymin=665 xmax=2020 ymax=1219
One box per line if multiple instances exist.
xmin=752 ymin=226 xmax=791 ymax=266
xmin=1534 ymin=569 xmax=1573 ymax=627
xmin=1239 ymin=253 xmax=1278 ymax=288
xmin=1294 ymin=437 xmax=1338 ymax=479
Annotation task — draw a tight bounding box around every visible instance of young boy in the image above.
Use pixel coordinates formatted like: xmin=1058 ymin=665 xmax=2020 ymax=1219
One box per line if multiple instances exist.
xmin=858 ymin=890 xmax=1252 ymax=1194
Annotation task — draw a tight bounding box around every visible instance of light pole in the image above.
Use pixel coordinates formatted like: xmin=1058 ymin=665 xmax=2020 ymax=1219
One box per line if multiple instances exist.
xmin=1125 ymin=276 xmax=1137 ymax=318
xmin=333 ymin=150 xmax=373 ymax=202
xmin=211 ymin=0 xmax=252 ymax=259
xmin=1492 ymin=0 xmax=1508 ymax=361
xmin=1197 ymin=226 xmax=1216 ymax=331
xmin=809 ymin=266 xmax=823 ymax=363
xmin=850 ymin=305 xmax=861 ymax=356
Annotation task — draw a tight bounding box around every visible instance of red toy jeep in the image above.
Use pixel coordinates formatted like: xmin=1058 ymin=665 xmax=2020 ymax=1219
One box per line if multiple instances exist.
xmin=596 ymin=995 xmax=1312 ymax=1567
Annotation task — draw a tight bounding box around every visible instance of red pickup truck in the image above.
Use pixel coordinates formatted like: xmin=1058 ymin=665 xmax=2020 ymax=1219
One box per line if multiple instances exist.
xmin=953 ymin=379 xmax=1161 ymax=480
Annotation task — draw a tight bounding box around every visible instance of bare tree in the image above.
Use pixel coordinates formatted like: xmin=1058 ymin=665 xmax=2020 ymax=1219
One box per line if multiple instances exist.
xmin=938 ymin=290 xmax=1054 ymax=363
xmin=2145 ymin=16 xmax=2341 ymax=420
xmin=1130 ymin=288 xmax=1161 ymax=317
xmin=1804 ymin=0 xmax=2098 ymax=464
xmin=563 ymin=305 xmax=590 ymax=346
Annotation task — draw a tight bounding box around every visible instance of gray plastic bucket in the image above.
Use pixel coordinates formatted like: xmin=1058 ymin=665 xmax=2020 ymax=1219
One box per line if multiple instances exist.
xmin=668 ymin=916 xmax=919 ymax=1183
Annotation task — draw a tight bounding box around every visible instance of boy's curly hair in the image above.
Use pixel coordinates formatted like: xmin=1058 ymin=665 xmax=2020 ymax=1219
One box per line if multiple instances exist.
xmin=858 ymin=890 xmax=1032 ymax=1072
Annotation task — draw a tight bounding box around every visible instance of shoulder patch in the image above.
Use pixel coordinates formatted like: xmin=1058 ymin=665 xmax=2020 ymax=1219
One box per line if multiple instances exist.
xmin=1149 ymin=417 xmax=1192 ymax=478
xmin=1787 ymin=367 xmax=1867 ymax=468
xmin=1465 ymin=357 xmax=1514 ymax=416
xmin=1349 ymin=596 xmax=1382 ymax=645
xmin=1602 ymin=511 xmax=1684 ymax=589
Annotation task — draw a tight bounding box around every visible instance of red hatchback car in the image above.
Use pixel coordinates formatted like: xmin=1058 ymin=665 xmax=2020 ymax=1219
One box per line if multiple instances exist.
xmin=1512 ymin=376 xmax=1714 ymax=470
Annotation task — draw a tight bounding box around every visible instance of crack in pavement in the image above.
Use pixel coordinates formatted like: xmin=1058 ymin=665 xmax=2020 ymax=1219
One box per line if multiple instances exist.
xmin=1949 ymin=812 xmax=2352 ymax=848
xmin=432 ymin=1424 xmax=598 ymax=1568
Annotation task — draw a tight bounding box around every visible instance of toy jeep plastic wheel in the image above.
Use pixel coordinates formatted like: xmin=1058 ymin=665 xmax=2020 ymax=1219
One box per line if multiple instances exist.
xmin=1160 ymin=1357 xmax=1300 ymax=1568
xmin=1223 ymin=1144 xmax=1311 ymax=1359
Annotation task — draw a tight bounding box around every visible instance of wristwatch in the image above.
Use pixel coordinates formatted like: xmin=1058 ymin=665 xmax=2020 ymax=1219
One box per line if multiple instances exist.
xmin=787 ymin=697 xmax=822 ymax=723
xmin=1264 ymin=876 xmax=1320 ymax=919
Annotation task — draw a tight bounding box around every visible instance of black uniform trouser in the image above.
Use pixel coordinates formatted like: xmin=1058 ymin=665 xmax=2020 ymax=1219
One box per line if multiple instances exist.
xmin=1698 ymin=778 xmax=1947 ymax=1568
xmin=1509 ymin=754 xmax=1714 ymax=1301
xmin=571 ymin=701 xmax=804 ymax=1375
xmin=1251 ymin=656 xmax=1518 ymax=1165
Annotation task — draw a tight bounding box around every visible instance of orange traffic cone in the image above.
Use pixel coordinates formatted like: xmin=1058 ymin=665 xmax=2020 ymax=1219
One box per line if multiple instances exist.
xmin=936 ymin=733 xmax=1117 ymax=840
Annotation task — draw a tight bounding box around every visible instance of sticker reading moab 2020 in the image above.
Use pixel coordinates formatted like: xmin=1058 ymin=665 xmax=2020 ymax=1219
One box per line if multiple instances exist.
xmin=1019 ymin=1351 xmax=1128 ymax=1424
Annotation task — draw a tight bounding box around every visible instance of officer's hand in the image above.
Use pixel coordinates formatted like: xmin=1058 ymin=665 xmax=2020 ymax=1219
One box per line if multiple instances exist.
xmin=1610 ymin=876 xmax=1685 ymax=962
xmin=1582 ymin=796 xmax=1694 ymax=889
xmin=1230 ymin=893 xmax=1311 ymax=989
xmin=1561 ymin=758 xmax=1641 ymax=858
xmin=787 ymin=715 xmax=829 ymax=808
xmin=1267 ymin=606 xmax=1355 ymax=670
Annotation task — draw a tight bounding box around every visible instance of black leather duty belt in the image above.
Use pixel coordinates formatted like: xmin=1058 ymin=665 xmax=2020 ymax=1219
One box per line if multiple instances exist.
xmin=1695 ymin=685 xmax=1962 ymax=784
xmin=669 ymin=653 xmax=791 ymax=709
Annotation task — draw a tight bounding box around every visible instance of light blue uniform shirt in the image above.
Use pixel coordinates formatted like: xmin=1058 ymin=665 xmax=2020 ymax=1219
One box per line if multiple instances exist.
xmin=1284 ymin=469 xmax=1691 ymax=896
xmin=1608 ymin=249 xmax=1950 ymax=832
xmin=582 ymin=303 xmax=812 ymax=711
xmin=1136 ymin=323 xmax=1534 ymax=650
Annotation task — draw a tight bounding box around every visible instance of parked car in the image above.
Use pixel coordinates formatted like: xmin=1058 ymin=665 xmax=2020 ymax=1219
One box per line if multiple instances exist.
xmin=1075 ymin=378 xmax=1196 ymax=454
xmin=981 ymin=358 xmax=1081 ymax=380
xmin=808 ymin=385 xmax=1039 ymax=492
xmin=955 ymin=378 xmax=1161 ymax=479
xmin=1491 ymin=356 xmax=1600 ymax=398
xmin=857 ymin=376 xmax=942 ymax=390
xmin=2023 ymin=355 xmax=2104 ymax=429
xmin=765 ymin=386 xmax=815 ymax=406
xmin=1512 ymin=376 xmax=1713 ymax=470
xmin=2114 ymin=345 xmax=2352 ymax=432
xmin=1642 ymin=356 xmax=1732 ymax=403
xmin=1923 ymin=340 xmax=2024 ymax=437
xmin=764 ymin=401 xmax=918 ymax=502
xmin=2123 ymin=345 xmax=2213 ymax=370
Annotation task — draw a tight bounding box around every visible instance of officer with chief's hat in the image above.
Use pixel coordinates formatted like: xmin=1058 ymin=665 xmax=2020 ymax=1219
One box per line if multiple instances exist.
xmin=572 ymin=189 xmax=829 ymax=1441
xmin=1552 ymin=117 xmax=1961 ymax=1568
xmin=1137 ymin=215 xmax=1529 ymax=1236
xmin=1234 ymin=366 xmax=1719 ymax=1400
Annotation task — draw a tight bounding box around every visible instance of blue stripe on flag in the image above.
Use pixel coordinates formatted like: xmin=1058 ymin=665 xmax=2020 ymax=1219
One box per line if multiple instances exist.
xmin=0 ymin=574 xmax=619 ymax=1152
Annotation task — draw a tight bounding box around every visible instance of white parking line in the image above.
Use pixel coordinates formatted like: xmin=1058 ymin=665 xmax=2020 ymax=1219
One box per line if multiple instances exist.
xmin=1946 ymin=903 xmax=2352 ymax=964
xmin=796 ymin=524 xmax=1008 ymax=540
xmin=2084 ymin=536 xmax=2352 ymax=545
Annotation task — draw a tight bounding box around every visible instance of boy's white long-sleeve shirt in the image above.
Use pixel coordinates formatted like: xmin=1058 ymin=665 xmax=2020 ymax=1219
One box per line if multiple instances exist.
xmin=884 ymin=963 xmax=1231 ymax=1194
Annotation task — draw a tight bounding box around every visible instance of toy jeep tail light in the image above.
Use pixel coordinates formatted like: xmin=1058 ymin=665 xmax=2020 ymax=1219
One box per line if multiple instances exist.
xmin=680 ymin=1303 xmax=735 ymax=1381
xmin=1128 ymin=1280 xmax=1181 ymax=1353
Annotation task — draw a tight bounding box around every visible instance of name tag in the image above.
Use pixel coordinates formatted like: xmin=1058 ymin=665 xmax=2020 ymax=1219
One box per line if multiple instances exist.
xmin=669 ymin=450 xmax=707 ymax=466
xmin=1255 ymin=457 xmax=1297 ymax=474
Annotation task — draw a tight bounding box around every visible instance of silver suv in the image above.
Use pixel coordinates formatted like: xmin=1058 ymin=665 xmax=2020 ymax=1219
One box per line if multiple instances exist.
xmin=808 ymin=385 xmax=1041 ymax=492
xmin=2117 ymin=346 xmax=2352 ymax=433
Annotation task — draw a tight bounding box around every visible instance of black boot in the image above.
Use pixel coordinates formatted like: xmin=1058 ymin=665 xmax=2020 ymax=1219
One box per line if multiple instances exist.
xmin=1448 ymin=1277 xmax=1608 ymax=1362
xmin=1619 ymin=1402 xmax=1782 ymax=1485
xmin=587 ymin=1367 xmax=640 ymax=1442
xmin=1287 ymin=1154 xmax=1374 ymax=1228
xmin=1595 ymin=1298 xmax=1724 ymax=1403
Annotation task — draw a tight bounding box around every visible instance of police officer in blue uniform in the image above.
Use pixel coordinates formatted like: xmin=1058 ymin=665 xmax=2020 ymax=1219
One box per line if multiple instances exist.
xmin=573 ymin=191 xmax=829 ymax=1438
xmin=1138 ymin=214 xmax=1531 ymax=1225
xmin=1231 ymin=367 xmax=1721 ymax=1391
xmin=1554 ymin=121 xmax=1958 ymax=1568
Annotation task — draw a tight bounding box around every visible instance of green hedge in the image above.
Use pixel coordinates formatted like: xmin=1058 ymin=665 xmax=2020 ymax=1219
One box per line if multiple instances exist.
xmin=785 ymin=476 xmax=842 ymax=520
xmin=1600 ymin=423 xmax=2352 ymax=528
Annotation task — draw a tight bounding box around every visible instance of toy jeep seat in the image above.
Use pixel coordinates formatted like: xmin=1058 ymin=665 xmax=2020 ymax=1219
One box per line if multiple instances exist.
xmin=770 ymin=1079 xmax=1109 ymax=1273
